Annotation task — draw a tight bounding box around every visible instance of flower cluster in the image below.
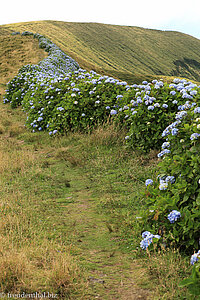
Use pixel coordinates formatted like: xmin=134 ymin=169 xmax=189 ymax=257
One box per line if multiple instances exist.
xmin=167 ymin=210 xmax=181 ymax=223
xmin=190 ymin=250 xmax=200 ymax=265
xmin=119 ymin=77 xmax=200 ymax=152
xmin=140 ymin=231 xmax=160 ymax=250
xmin=145 ymin=179 xmax=153 ymax=186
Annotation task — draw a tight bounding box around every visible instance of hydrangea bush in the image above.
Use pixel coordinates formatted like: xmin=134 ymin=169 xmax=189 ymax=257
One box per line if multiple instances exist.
xmin=22 ymin=72 xmax=128 ymax=133
xmin=4 ymin=32 xmax=128 ymax=133
xmin=119 ymin=79 xmax=200 ymax=151
xmin=139 ymin=94 xmax=200 ymax=252
xmin=138 ymin=91 xmax=200 ymax=294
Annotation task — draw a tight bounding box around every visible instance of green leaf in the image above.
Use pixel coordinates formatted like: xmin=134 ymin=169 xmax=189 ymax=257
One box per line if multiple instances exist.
xmin=196 ymin=193 xmax=200 ymax=205
xmin=179 ymin=277 xmax=195 ymax=287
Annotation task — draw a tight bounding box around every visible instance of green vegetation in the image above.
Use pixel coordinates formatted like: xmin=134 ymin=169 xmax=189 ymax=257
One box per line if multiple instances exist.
xmin=1 ymin=20 xmax=200 ymax=83
xmin=0 ymin=100 xmax=192 ymax=299
xmin=0 ymin=32 xmax=47 ymax=95
xmin=0 ymin=23 xmax=200 ymax=299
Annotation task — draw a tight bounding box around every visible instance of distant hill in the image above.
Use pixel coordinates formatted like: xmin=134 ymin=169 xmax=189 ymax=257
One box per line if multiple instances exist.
xmin=1 ymin=20 xmax=200 ymax=84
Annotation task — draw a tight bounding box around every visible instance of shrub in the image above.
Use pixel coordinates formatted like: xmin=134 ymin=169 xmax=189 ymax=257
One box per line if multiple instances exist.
xmin=119 ymin=79 xmax=200 ymax=152
xmin=139 ymin=100 xmax=200 ymax=252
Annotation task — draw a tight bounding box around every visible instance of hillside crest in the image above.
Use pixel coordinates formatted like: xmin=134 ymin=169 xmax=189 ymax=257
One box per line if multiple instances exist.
xmin=1 ymin=20 xmax=200 ymax=83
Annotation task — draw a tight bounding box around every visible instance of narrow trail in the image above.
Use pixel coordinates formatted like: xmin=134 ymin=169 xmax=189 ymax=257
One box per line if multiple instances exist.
xmin=0 ymin=99 xmax=152 ymax=299
xmin=59 ymin=175 xmax=151 ymax=299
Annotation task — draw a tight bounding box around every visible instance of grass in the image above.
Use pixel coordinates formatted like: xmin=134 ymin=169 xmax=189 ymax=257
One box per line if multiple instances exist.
xmin=0 ymin=107 xmax=88 ymax=299
xmin=0 ymin=99 xmax=149 ymax=298
xmin=0 ymin=97 xmax=193 ymax=299
xmin=1 ymin=20 xmax=200 ymax=83
xmin=0 ymin=33 xmax=47 ymax=94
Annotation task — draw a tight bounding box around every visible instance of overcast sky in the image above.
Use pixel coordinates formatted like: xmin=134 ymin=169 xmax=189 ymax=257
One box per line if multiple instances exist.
xmin=1 ymin=0 xmax=200 ymax=39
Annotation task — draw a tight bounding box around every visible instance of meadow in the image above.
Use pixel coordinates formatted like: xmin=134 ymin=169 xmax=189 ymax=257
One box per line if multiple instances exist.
xmin=0 ymin=29 xmax=200 ymax=299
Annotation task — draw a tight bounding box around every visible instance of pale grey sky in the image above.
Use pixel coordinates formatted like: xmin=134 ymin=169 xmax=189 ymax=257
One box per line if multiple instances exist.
xmin=1 ymin=0 xmax=200 ymax=39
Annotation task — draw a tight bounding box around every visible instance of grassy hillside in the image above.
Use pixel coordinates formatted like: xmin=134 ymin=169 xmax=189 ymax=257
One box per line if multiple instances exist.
xmin=1 ymin=20 xmax=200 ymax=83
xmin=0 ymin=31 xmax=47 ymax=94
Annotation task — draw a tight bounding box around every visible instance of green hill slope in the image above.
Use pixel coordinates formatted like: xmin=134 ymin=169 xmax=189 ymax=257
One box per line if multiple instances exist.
xmin=0 ymin=29 xmax=47 ymax=94
xmin=1 ymin=20 xmax=200 ymax=83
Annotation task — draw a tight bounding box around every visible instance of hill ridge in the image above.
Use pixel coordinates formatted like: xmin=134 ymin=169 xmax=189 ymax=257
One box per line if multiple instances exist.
xmin=1 ymin=20 xmax=200 ymax=83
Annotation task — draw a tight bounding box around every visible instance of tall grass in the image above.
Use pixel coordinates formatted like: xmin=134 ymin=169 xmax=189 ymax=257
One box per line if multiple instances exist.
xmin=0 ymin=108 xmax=88 ymax=298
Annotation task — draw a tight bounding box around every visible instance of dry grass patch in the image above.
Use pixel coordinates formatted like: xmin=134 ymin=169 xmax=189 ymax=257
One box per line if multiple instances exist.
xmin=88 ymin=121 xmax=127 ymax=147
xmin=0 ymin=237 xmax=86 ymax=297
xmin=143 ymin=248 xmax=190 ymax=299
xmin=0 ymin=148 xmax=35 ymax=177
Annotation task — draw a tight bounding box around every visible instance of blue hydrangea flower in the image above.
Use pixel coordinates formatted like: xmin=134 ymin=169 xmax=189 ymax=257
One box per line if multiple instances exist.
xmin=165 ymin=176 xmax=175 ymax=184
xmin=57 ymin=107 xmax=64 ymax=111
xmin=167 ymin=210 xmax=181 ymax=223
xmin=191 ymin=251 xmax=200 ymax=265
xmin=154 ymin=103 xmax=160 ymax=107
xmin=131 ymin=100 xmax=138 ymax=106
xmin=140 ymin=231 xmax=161 ymax=250
xmin=157 ymin=149 xmax=171 ymax=158
xmin=137 ymin=98 xmax=143 ymax=104
xmin=171 ymin=128 xmax=179 ymax=136
xmin=161 ymin=142 xmax=170 ymax=149
xmin=175 ymin=111 xmax=187 ymax=120
xmin=140 ymin=238 xmax=152 ymax=250
xmin=172 ymin=100 xmax=178 ymax=104
xmin=194 ymin=107 xmax=200 ymax=114
xmin=110 ymin=109 xmax=117 ymax=115
xmin=159 ymin=182 xmax=168 ymax=190
xmin=190 ymin=90 xmax=197 ymax=96
xmin=145 ymin=179 xmax=153 ymax=186
xmin=148 ymin=105 xmax=154 ymax=110
xmin=142 ymin=231 xmax=152 ymax=238
xmin=162 ymin=104 xmax=168 ymax=108
xmin=190 ymin=133 xmax=200 ymax=140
